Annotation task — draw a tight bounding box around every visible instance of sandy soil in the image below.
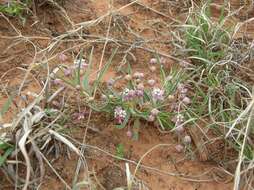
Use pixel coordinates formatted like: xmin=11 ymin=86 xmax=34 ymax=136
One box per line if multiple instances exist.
xmin=0 ymin=0 xmax=253 ymax=189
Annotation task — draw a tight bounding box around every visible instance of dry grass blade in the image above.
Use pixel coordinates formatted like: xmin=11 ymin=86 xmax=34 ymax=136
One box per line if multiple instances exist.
xmin=233 ymin=93 xmax=254 ymax=190
xmin=48 ymin=129 xmax=81 ymax=155
xmin=18 ymin=122 xmax=31 ymax=190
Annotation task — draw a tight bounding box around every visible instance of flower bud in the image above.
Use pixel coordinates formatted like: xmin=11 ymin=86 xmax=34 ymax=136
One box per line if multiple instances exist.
xmin=147 ymin=79 xmax=156 ymax=86
xmin=149 ymin=58 xmax=157 ymax=64
xmin=175 ymin=144 xmax=184 ymax=153
xmin=180 ymin=88 xmax=188 ymax=94
xmin=124 ymin=74 xmax=132 ymax=81
xmin=101 ymin=94 xmax=107 ymax=100
xmin=76 ymin=85 xmax=81 ymax=90
xmin=151 ymin=108 xmax=159 ymax=116
xmin=149 ymin=66 xmax=156 ymax=72
xmin=137 ymin=83 xmax=144 ymax=90
xmin=135 ymin=78 xmax=141 ymax=83
xmin=52 ymin=100 xmax=60 ymax=107
xmin=126 ymin=130 xmax=132 ymax=138
xmin=147 ymin=114 xmax=155 ymax=122
xmin=64 ymin=68 xmax=72 ymax=76
xmin=133 ymin=72 xmax=144 ymax=79
xmin=183 ymin=135 xmax=192 ymax=144
xmin=167 ymin=95 xmax=174 ymax=100
xmin=53 ymin=79 xmax=62 ymax=85
xmin=88 ymin=96 xmax=94 ymax=102
xmin=175 ymin=125 xmax=184 ymax=134
xmin=160 ymin=57 xmax=166 ymax=64
xmin=107 ymin=79 xmax=115 ymax=87
xmin=166 ymin=75 xmax=173 ymax=81
xmin=59 ymin=53 xmax=67 ymax=62
xmin=182 ymin=97 xmax=191 ymax=104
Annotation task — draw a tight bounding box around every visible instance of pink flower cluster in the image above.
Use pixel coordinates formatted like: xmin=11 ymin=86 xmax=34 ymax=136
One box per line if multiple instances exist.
xmin=114 ymin=106 xmax=127 ymax=124
xmin=149 ymin=57 xmax=166 ymax=65
xmin=174 ymin=134 xmax=192 ymax=153
xmin=59 ymin=53 xmax=89 ymax=77
xmin=152 ymin=88 xmax=164 ymax=101
xmin=74 ymin=58 xmax=88 ymax=69
xmin=122 ymin=88 xmax=144 ymax=101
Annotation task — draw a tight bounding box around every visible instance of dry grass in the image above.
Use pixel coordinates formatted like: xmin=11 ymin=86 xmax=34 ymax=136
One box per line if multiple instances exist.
xmin=0 ymin=0 xmax=254 ymax=189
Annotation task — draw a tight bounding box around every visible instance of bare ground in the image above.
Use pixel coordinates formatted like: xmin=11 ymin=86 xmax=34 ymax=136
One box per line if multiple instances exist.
xmin=0 ymin=0 xmax=253 ymax=189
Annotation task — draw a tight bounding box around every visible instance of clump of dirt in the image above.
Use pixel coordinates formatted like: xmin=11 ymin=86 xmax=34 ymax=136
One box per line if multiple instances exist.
xmin=98 ymin=165 xmax=127 ymax=189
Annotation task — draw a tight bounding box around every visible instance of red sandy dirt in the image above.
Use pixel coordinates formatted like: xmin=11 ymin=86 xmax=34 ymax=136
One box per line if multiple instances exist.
xmin=0 ymin=0 xmax=253 ymax=189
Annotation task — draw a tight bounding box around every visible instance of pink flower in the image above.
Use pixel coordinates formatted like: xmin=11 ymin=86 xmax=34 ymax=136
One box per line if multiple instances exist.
xmin=152 ymin=88 xmax=164 ymax=101
xmin=53 ymin=79 xmax=62 ymax=85
xmin=107 ymin=78 xmax=115 ymax=87
xmin=64 ymin=68 xmax=72 ymax=76
xmin=135 ymin=90 xmax=144 ymax=97
xmin=128 ymin=90 xmax=136 ymax=99
xmin=126 ymin=130 xmax=132 ymax=138
xmin=73 ymin=111 xmax=87 ymax=121
xmin=122 ymin=88 xmax=135 ymax=101
xmin=74 ymin=58 xmax=88 ymax=69
xmin=133 ymin=72 xmax=144 ymax=79
xmin=59 ymin=53 xmax=67 ymax=62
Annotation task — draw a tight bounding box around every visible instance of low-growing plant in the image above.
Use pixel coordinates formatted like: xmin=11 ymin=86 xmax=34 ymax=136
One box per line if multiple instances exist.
xmin=172 ymin=2 xmax=254 ymax=183
xmin=173 ymin=1 xmax=233 ymax=66
xmin=0 ymin=78 xmax=82 ymax=189
xmin=0 ymin=140 xmax=14 ymax=167
xmin=0 ymin=0 xmax=31 ymax=18
xmin=53 ymin=49 xmax=196 ymax=141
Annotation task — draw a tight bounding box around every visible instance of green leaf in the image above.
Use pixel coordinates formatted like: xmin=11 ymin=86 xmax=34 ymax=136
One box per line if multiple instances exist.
xmin=0 ymin=146 xmax=14 ymax=166
xmin=76 ymin=49 xmax=84 ymax=85
xmin=92 ymin=48 xmax=118 ymax=91
xmin=116 ymin=144 xmax=124 ymax=159
xmin=132 ymin=118 xmax=140 ymax=140
xmin=0 ymin=95 xmax=13 ymax=117
xmin=160 ymin=64 xmax=166 ymax=83
xmin=82 ymin=46 xmax=94 ymax=95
